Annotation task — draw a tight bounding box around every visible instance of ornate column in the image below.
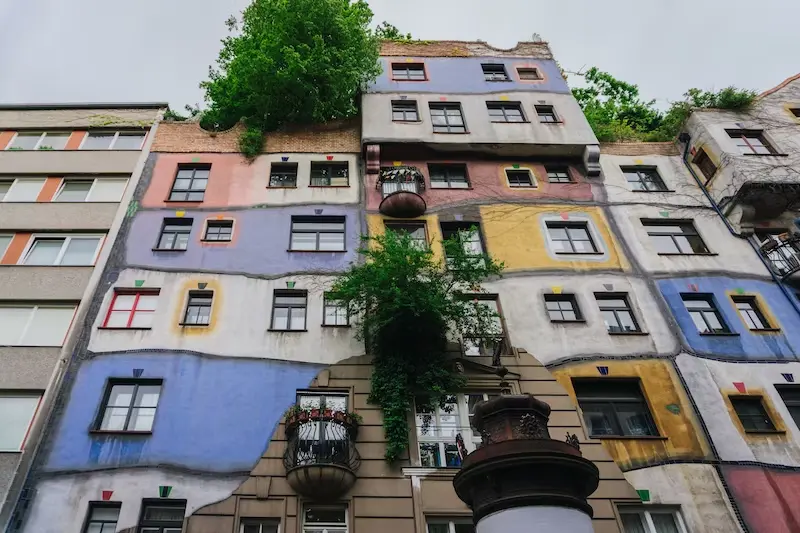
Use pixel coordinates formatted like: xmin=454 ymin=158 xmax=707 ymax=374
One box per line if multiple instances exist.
xmin=453 ymin=395 xmax=599 ymax=533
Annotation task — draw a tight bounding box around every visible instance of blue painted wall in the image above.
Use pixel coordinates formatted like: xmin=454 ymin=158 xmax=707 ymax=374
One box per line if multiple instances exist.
xmin=658 ymin=276 xmax=800 ymax=360
xmin=44 ymin=352 xmax=323 ymax=473
xmin=369 ymin=57 xmax=570 ymax=94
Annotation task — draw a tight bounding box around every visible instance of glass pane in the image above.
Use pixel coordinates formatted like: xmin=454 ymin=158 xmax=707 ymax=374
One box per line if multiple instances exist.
xmin=599 ymin=299 xmax=626 ymax=309
xmin=689 ymin=311 xmax=710 ymax=333
xmin=620 ymin=513 xmax=647 ymax=533
xmin=129 ymin=407 xmax=156 ymax=431
xmin=82 ymin=133 xmax=115 ymax=150
xmin=55 ymin=181 xmax=92 ymax=202
xmin=427 ymin=525 xmax=449 ymax=533
xmin=0 ymin=307 xmax=31 ymax=345
xmin=9 ymin=133 xmax=41 ymax=150
xmin=272 ymin=308 xmax=289 ymax=330
xmin=61 ymin=237 xmax=100 ymax=265
xmin=319 ymin=233 xmax=345 ymax=251
xmin=601 ymin=310 xmax=621 ymax=331
xmin=0 ymin=396 xmax=40 ymax=450
xmin=290 ymin=307 xmax=306 ymax=330
xmin=135 ymin=385 xmax=161 ymax=407
xmin=143 ymin=505 xmax=185 ymax=521
xmin=617 ymin=405 xmax=655 ymax=436
xmin=40 ymin=132 xmax=69 ymax=150
xmin=304 ymin=507 xmax=346 ymax=524
xmin=581 ymin=403 xmax=618 ymax=436
xmin=651 ymin=513 xmax=680 ymax=533
xmin=572 ymin=239 xmax=596 ymax=253
xmin=548 ymin=227 xmax=568 ymax=240
xmin=704 ymin=311 xmax=723 ymax=330
xmin=325 ymin=396 xmax=347 ymax=411
xmin=113 ymin=133 xmax=145 ymax=150
xmin=25 ymin=307 xmax=75 ymax=346
xmin=89 ymin=179 xmax=128 ymax=202
xmin=5 ymin=178 xmax=46 ymax=202
xmin=617 ymin=311 xmax=637 ymax=332
xmin=90 ymin=506 xmax=120 ymax=521
xmin=100 ymin=406 xmax=129 ymax=430
xmin=108 ymin=385 xmax=135 ymax=407
xmin=130 ymin=311 xmax=154 ymax=328
xmin=136 ymin=295 xmax=159 ymax=311
xmin=24 ymin=239 xmax=64 ymax=265
xmin=291 ymin=233 xmax=318 ymax=250
xmin=419 ymin=443 xmax=441 ymax=467
xmin=105 ymin=311 xmax=131 ymax=328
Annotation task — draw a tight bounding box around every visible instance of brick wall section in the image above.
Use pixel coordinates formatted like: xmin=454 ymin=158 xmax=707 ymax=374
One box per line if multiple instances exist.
xmin=600 ymin=142 xmax=680 ymax=156
xmin=151 ymin=123 xmax=244 ymax=153
xmin=380 ymin=40 xmax=553 ymax=59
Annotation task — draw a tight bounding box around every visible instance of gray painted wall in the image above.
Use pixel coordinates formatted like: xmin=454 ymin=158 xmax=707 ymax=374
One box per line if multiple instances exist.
xmin=0 ymin=348 xmax=61 ymax=390
xmin=0 ymin=150 xmax=142 ymax=175
xmin=0 ymin=203 xmax=118 ymax=231
xmin=0 ymin=108 xmax=161 ymax=129
xmin=0 ymin=267 xmax=92 ymax=301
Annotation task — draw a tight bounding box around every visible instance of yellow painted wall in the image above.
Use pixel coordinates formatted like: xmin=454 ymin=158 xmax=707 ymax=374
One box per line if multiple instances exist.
xmin=553 ymin=359 xmax=711 ymax=471
xmin=721 ymin=387 xmax=790 ymax=444
xmin=366 ymin=214 xmax=445 ymax=264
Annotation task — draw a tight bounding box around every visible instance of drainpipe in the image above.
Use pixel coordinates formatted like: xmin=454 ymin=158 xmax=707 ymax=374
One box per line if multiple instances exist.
xmin=678 ymin=132 xmax=800 ymax=321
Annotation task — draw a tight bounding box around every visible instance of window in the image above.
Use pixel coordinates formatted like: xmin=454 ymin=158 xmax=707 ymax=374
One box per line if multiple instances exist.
xmin=427 ymin=518 xmax=474 ymax=533
xmin=516 ymin=67 xmax=542 ymax=81
xmin=505 ymin=169 xmax=534 ymax=188
xmin=81 ymin=131 xmax=146 ymax=150
xmin=54 ymin=178 xmax=128 ymax=202
xmin=441 ymin=222 xmax=484 ymax=267
xmin=730 ymin=396 xmax=777 ymax=432
xmin=777 ymin=386 xmax=800 ymax=427
xmin=595 ymin=294 xmax=640 ymax=333
xmin=0 ymin=177 xmax=45 ymax=202
xmin=573 ymin=380 xmax=658 ymax=437
xmin=623 ymin=167 xmax=667 ymax=192
xmin=310 ymin=162 xmax=349 ymax=187
xmin=692 ymin=149 xmax=717 ymax=182
xmin=385 ymin=221 xmax=427 ymax=250
xmin=0 ymin=305 xmax=76 ymax=346
xmin=732 ymin=296 xmax=772 ymax=330
xmin=545 ymin=294 xmax=582 ymax=322
xmin=168 ymin=165 xmax=209 ymax=202
xmin=22 ymin=235 xmax=103 ymax=265
xmin=8 ymin=131 xmax=69 ymax=150
xmin=535 ymin=105 xmax=559 ymax=123
xmin=96 ymin=379 xmax=162 ymax=432
xmin=681 ymin=294 xmax=729 ymax=334
xmin=0 ymin=393 xmax=41 ymax=451
xmin=462 ymin=296 xmax=503 ymax=357
xmin=546 ymin=165 xmax=572 ymax=183
xmin=203 ymin=220 xmax=233 ymax=242
xmin=429 ymin=163 xmax=469 ymax=189
xmin=271 ymin=290 xmax=307 ymax=331
xmin=182 ymin=291 xmax=213 ymax=326
xmin=392 ymin=100 xmax=419 ymax=122
xmin=103 ymin=289 xmax=159 ymax=329
xmin=137 ymin=500 xmax=185 ymax=533
xmin=642 ymin=220 xmax=708 ymax=254
xmin=486 ymin=102 xmax=525 ymax=123
xmin=268 ymin=163 xmax=298 ymax=187
xmin=240 ymin=519 xmax=279 ymax=533
xmin=303 ymin=506 xmax=347 ymax=533
xmin=290 ymin=216 xmax=346 ymax=251
xmin=391 ymin=63 xmax=426 ymax=81
xmin=0 ymin=235 xmax=11 ymax=259
xmin=791 ymin=108 xmax=800 ymax=118
xmin=82 ymin=503 xmax=121 ymax=533
xmin=156 ymin=219 xmax=192 ymax=251
xmin=429 ymin=103 xmax=466 ymax=133
xmin=727 ymin=129 xmax=776 ymax=155
xmin=481 ymin=63 xmax=509 ymax=81
xmin=546 ymin=222 xmax=598 ymax=254
xmin=619 ymin=507 xmax=688 ymax=533
xmin=323 ymin=294 xmax=348 ymax=326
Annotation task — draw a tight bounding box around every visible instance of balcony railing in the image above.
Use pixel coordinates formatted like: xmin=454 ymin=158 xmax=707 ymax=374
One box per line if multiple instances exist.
xmin=284 ymin=412 xmax=360 ymax=471
xmin=377 ymin=166 xmax=427 ymax=218
xmin=381 ymin=180 xmax=420 ymax=197
xmin=760 ymin=236 xmax=800 ymax=278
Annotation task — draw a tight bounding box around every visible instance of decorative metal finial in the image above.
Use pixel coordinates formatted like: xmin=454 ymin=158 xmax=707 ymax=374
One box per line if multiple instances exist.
xmin=565 ymin=432 xmax=581 ymax=450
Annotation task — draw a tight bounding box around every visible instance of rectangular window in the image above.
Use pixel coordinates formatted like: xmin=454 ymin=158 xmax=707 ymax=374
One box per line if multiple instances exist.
xmin=573 ymin=379 xmax=658 ymax=437
xmin=481 ymin=63 xmax=509 ymax=81
xmin=535 ymin=105 xmax=559 ymax=123
xmin=168 ymin=165 xmax=209 ymax=202
xmin=0 ymin=234 xmax=11 ymax=259
xmin=441 ymin=222 xmax=485 ymax=267
xmin=156 ymin=218 xmax=192 ymax=251
xmin=693 ymin=149 xmax=717 ymax=182
xmin=777 ymin=386 xmax=800 ymax=428
xmin=290 ymin=216 xmax=346 ymax=251
xmin=681 ymin=294 xmax=729 ymax=334
xmin=429 ymin=163 xmax=469 ymax=189
xmin=1 ymin=177 xmax=46 ymax=202
xmin=426 ymin=518 xmax=475 ymax=533
xmin=545 ymin=165 xmax=572 ymax=183
xmin=103 ymin=289 xmax=160 ymax=329
xmin=240 ymin=519 xmax=280 ymax=533
xmin=271 ymin=290 xmax=308 ymax=331
xmin=81 ymin=131 xmax=146 ymax=150
xmin=486 ymin=102 xmax=525 ymax=123
xmin=96 ymin=379 xmax=162 ymax=432
xmin=0 ymin=393 xmax=41 ymax=451
xmin=8 ymin=132 xmax=70 ymax=151
xmin=182 ymin=290 xmax=213 ymax=326
xmin=303 ymin=506 xmax=347 ymax=533
xmin=392 ymin=100 xmax=419 ymax=122
xmin=268 ymin=163 xmax=298 ymax=187
xmin=727 ymin=129 xmax=776 ymax=155
xmin=618 ymin=507 xmax=688 ymax=533
xmin=323 ymin=294 xmax=349 ymax=326
xmin=55 ymin=180 xmax=96 ymax=202
xmin=82 ymin=503 xmax=121 ymax=533
xmin=730 ymin=396 xmax=777 ymax=432
xmin=546 ymin=222 xmax=598 ymax=254
xmin=310 ymin=162 xmax=349 ymax=187
xmin=137 ymin=499 xmax=186 ymax=533
xmin=54 ymin=178 xmax=128 ymax=202
xmin=642 ymin=220 xmax=709 ymax=254
xmin=391 ymin=63 xmax=426 ymax=81
xmin=505 ymin=169 xmax=534 ymax=188
xmin=462 ymin=296 xmax=503 ymax=357
xmin=22 ymin=235 xmax=103 ymax=265
xmin=385 ymin=221 xmax=427 ymax=250
xmin=0 ymin=305 xmax=76 ymax=346
xmin=623 ymin=167 xmax=667 ymax=191
xmin=732 ymin=296 xmax=772 ymax=330
xmin=595 ymin=294 xmax=640 ymax=333
xmin=203 ymin=220 xmax=233 ymax=242
xmin=429 ymin=103 xmax=466 ymax=133
xmin=516 ymin=67 xmax=543 ymax=81
xmin=545 ymin=294 xmax=582 ymax=322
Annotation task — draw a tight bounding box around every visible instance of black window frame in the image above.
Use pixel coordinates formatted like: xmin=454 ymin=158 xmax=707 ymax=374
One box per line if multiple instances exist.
xmin=730 ymin=396 xmax=778 ymax=432
xmin=310 ymin=162 xmax=349 ymax=187
xmin=486 ymin=101 xmax=526 ymax=123
xmin=544 ymin=294 xmax=583 ymax=322
xmin=726 ymin=129 xmax=777 ymax=155
xmin=429 ymin=103 xmax=467 ymax=134
xmin=322 ymin=293 xmax=349 ymax=327
xmin=481 ymin=63 xmax=509 ymax=81
xmin=516 ymin=67 xmax=543 ymax=80
xmin=776 ymin=385 xmax=800 ymax=428
xmin=168 ymin=164 xmax=209 ymax=202
xmin=136 ymin=499 xmax=187 ymax=533
xmin=505 ymin=169 xmax=534 ymax=188
xmin=268 ymin=162 xmax=298 ymax=188
xmin=391 ymin=100 xmax=419 ymax=122
xmin=155 ymin=218 xmax=193 ymax=251
xmin=535 ymin=105 xmax=560 ymax=123
xmin=202 ymin=219 xmax=233 ymax=242
xmin=642 ymin=219 xmax=709 ymax=255
xmin=271 ymin=289 xmax=308 ymax=331
xmin=622 ymin=166 xmax=668 ymax=192
xmin=546 ymin=221 xmax=600 ymax=254
xmin=181 ymin=290 xmax=214 ymax=326
xmin=545 ymin=165 xmax=572 ymax=183
xmin=731 ymin=295 xmax=772 ymax=331
xmin=573 ymin=379 xmax=659 ymax=437
xmin=289 ymin=215 xmax=346 ymax=252
xmin=428 ymin=163 xmax=470 ymax=189
xmin=693 ymin=149 xmax=717 ymax=182
xmin=391 ymin=63 xmax=426 ymax=81
xmin=681 ymin=293 xmax=730 ymax=335
xmin=82 ymin=502 xmax=121 ymax=533
xmin=791 ymin=108 xmax=800 ymax=118
xmin=385 ymin=221 xmax=428 ymax=250
xmin=440 ymin=221 xmax=485 ymax=267
xmin=94 ymin=378 xmax=163 ymax=433
xmin=595 ymin=293 xmax=641 ymax=333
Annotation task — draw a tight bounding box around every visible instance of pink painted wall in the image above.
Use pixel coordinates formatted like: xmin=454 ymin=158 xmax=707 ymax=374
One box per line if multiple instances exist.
xmin=142 ymin=154 xmax=250 ymax=208
xmin=723 ymin=465 xmax=800 ymax=533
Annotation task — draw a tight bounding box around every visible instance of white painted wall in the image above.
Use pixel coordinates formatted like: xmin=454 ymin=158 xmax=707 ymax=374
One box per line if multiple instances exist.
xmin=477 ymin=506 xmax=593 ymax=533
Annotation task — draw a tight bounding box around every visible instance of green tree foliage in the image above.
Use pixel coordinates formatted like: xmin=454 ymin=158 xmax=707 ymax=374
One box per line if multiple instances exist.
xmin=572 ymin=67 xmax=757 ymax=142
xmin=202 ymin=0 xmax=382 ymax=158
xmin=375 ymin=21 xmax=412 ymax=41
xmin=328 ymin=229 xmax=504 ymax=462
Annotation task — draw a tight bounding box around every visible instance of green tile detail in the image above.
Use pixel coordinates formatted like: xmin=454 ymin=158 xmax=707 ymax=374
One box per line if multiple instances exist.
xmin=159 ymin=486 xmax=172 ymax=498
xmin=666 ymin=404 xmax=680 ymax=415
xmin=659 ymin=210 xmax=670 ymax=218
xmin=735 ymin=288 xmax=746 ymax=295
xmin=512 ymin=164 xmax=520 ymax=169
xmin=134 ymin=280 xmax=145 ymax=288
xmin=126 ymin=200 xmax=139 ymax=217
xmin=191 ymin=157 xmax=200 ymax=163
xmin=637 ymin=489 xmax=650 ymax=502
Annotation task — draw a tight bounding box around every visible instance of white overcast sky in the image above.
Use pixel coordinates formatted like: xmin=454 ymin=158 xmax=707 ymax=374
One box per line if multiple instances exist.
xmin=0 ymin=0 xmax=797 ymax=110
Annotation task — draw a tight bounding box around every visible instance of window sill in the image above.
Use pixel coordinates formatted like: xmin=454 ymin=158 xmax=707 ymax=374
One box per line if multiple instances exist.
xmin=268 ymin=328 xmax=308 ymax=332
xmin=200 ymin=239 xmax=232 ymax=244
xmin=430 ymin=186 xmax=474 ymax=191
xmin=152 ymin=248 xmax=187 ymax=252
xmin=401 ymin=467 xmax=459 ymax=478
xmin=286 ymin=249 xmax=347 ymax=253
xmin=392 ymin=120 xmax=423 ymax=124
xmin=589 ymin=435 xmax=667 ymax=441
xmin=307 ymin=185 xmax=351 ymax=188
xmin=89 ymin=430 xmax=153 ymax=436
xmin=97 ymin=327 xmax=152 ymax=331
xmin=321 ymin=324 xmax=351 ymax=328
xmin=540 ymin=121 xmax=564 ymax=125
xmin=750 ymin=328 xmax=782 ymax=333
xmin=178 ymin=323 xmax=210 ymax=327
xmin=554 ymin=251 xmax=605 ymax=256
xmin=630 ymin=189 xmax=676 ymax=193
xmin=608 ymin=331 xmax=649 ymax=336
xmin=657 ymin=252 xmax=719 ymax=257
xmin=432 ymin=131 xmax=470 ymax=135
xmin=508 ymin=186 xmax=538 ymax=190
xmin=743 ymin=429 xmax=786 ymax=435
xmin=490 ymin=120 xmax=532 ymax=124
xmin=164 ymin=200 xmax=203 ymax=203
xmin=550 ymin=319 xmax=587 ymax=324
xmin=698 ymin=331 xmax=740 ymax=337
xmin=742 ymin=153 xmax=789 ymax=157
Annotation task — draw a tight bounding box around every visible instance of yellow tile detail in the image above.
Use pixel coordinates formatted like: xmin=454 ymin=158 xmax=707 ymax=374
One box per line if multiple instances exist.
xmin=170 ymin=278 xmax=223 ymax=336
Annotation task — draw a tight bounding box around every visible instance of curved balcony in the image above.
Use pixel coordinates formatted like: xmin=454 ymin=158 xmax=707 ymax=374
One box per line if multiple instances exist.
xmin=283 ymin=410 xmax=361 ymax=501
xmin=378 ymin=166 xmax=427 ymax=218
xmin=760 ymin=236 xmax=800 ymax=278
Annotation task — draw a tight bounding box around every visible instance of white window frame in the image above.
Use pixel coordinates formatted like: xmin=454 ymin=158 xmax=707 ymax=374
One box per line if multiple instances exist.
xmin=78 ymin=131 xmax=146 ymax=150
xmin=302 ymin=505 xmax=348 ymax=533
xmin=618 ymin=507 xmax=689 ymax=533
xmin=0 ymin=177 xmax=46 ymax=202
xmin=0 ymin=305 xmax=77 ymax=346
xmin=426 ymin=517 xmax=473 ymax=533
xmin=19 ymin=234 xmax=104 ymax=266
xmin=0 ymin=392 xmax=43 ymax=452
xmin=53 ymin=177 xmax=128 ymax=202
xmin=5 ymin=131 xmax=70 ymax=151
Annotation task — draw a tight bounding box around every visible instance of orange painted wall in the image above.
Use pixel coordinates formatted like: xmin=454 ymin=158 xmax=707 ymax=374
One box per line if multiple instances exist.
xmin=36 ymin=178 xmax=63 ymax=202
xmin=0 ymin=131 xmax=15 ymax=150
xmin=65 ymin=131 xmax=86 ymax=150
xmin=1 ymin=233 xmax=32 ymax=264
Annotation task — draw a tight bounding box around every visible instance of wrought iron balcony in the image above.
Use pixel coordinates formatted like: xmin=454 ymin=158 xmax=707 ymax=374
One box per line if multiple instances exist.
xmin=283 ymin=409 xmax=361 ymax=501
xmin=377 ymin=166 xmax=427 ymax=218
xmin=760 ymin=235 xmax=800 ymax=278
